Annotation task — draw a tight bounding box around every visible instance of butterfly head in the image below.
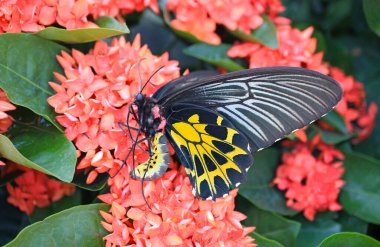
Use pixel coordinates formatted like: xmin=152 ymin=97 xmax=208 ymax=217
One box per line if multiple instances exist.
xmin=134 ymin=92 xmax=144 ymax=105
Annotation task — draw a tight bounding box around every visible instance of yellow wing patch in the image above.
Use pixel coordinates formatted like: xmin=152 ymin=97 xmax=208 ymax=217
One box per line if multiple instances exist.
xmin=167 ymin=107 xmax=253 ymax=200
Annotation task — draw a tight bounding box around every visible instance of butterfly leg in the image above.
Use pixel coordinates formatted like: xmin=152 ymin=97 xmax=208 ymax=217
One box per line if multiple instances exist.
xmin=140 ymin=137 xmax=152 ymax=210
xmin=118 ymin=121 xmax=149 ymax=155
xmin=110 ymin=135 xmax=149 ymax=178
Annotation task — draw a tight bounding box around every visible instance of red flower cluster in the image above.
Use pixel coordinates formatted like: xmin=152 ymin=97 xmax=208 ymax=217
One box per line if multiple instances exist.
xmin=0 ymin=89 xmax=15 ymax=135
xmin=48 ymin=35 xmax=256 ymax=245
xmin=228 ymin=19 xmax=377 ymax=219
xmin=166 ymin=0 xmax=287 ymax=44
xmin=0 ymin=0 xmax=158 ymax=33
xmin=273 ymin=136 xmax=345 ymax=221
xmin=99 ymin=165 xmax=255 ymax=246
xmin=228 ymin=24 xmax=377 ymax=143
xmin=5 ymin=164 xmax=75 ymax=215
xmin=48 ymin=35 xmax=180 ymax=183
xmin=329 ymin=67 xmax=377 ymax=143
xmin=228 ymin=25 xmax=328 ymax=74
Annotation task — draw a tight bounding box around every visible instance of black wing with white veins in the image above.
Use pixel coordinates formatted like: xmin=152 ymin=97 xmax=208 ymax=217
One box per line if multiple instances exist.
xmin=154 ymin=67 xmax=343 ymax=153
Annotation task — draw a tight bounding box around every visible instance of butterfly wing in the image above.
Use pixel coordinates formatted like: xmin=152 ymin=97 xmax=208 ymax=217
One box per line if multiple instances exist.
xmin=154 ymin=67 xmax=343 ymax=153
xmin=165 ymin=104 xmax=253 ymax=200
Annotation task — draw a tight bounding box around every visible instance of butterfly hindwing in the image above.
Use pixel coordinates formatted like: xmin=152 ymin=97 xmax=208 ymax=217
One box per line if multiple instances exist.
xmin=165 ymin=104 xmax=253 ymax=199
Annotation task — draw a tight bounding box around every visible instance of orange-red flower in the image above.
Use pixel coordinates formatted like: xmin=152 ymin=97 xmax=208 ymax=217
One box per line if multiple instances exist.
xmin=5 ymin=164 xmax=75 ymax=215
xmin=228 ymin=24 xmax=377 ymax=144
xmin=228 ymin=25 xmax=329 ymax=75
xmin=273 ymin=135 xmax=345 ymax=221
xmin=89 ymin=0 xmax=158 ymax=20
xmin=48 ymin=33 xmax=256 ymax=246
xmin=329 ymin=67 xmax=377 ymax=143
xmin=0 ymin=89 xmax=15 ymax=133
xmin=48 ymin=35 xmax=181 ymax=181
xmin=166 ymin=0 xmax=287 ymax=44
xmin=99 ymin=164 xmax=256 ymax=246
xmin=0 ymin=0 xmax=157 ymax=33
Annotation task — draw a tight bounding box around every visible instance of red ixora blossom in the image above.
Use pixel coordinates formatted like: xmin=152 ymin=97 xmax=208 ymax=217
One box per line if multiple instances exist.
xmin=228 ymin=25 xmax=328 ymax=75
xmin=48 ymin=34 xmax=180 ymax=182
xmin=228 ymin=24 xmax=377 ymax=144
xmin=99 ymin=164 xmax=256 ymax=246
xmin=328 ymin=67 xmax=377 ymax=143
xmin=48 ymin=34 xmax=256 ymax=246
xmin=0 ymin=89 xmax=16 ymax=135
xmin=273 ymin=135 xmax=345 ymax=221
xmin=0 ymin=0 xmax=158 ymax=33
xmin=166 ymin=0 xmax=288 ymax=45
xmin=5 ymin=164 xmax=75 ymax=215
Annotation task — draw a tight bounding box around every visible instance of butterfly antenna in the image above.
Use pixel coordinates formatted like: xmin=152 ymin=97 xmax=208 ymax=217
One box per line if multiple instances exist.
xmin=137 ymin=58 xmax=147 ymax=92
xmin=140 ymin=65 xmax=165 ymax=94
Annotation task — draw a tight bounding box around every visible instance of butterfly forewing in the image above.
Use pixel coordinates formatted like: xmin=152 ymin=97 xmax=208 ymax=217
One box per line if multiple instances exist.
xmin=155 ymin=67 xmax=343 ymax=153
xmin=165 ymin=105 xmax=253 ymax=199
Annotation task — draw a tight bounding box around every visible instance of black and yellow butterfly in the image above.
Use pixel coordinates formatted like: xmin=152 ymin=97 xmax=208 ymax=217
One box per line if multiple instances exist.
xmin=124 ymin=67 xmax=342 ymax=200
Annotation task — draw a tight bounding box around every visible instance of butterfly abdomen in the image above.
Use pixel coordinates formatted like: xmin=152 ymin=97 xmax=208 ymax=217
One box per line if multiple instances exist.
xmin=130 ymin=132 xmax=170 ymax=180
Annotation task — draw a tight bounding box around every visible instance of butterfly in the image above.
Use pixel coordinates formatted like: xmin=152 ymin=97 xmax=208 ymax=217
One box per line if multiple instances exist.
xmin=122 ymin=66 xmax=343 ymax=200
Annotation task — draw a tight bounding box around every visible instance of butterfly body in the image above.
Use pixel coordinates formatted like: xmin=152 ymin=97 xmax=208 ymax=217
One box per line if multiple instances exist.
xmin=128 ymin=67 xmax=343 ymax=200
xmin=133 ymin=94 xmax=162 ymax=138
xmin=130 ymin=132 xmax=169 ymax=181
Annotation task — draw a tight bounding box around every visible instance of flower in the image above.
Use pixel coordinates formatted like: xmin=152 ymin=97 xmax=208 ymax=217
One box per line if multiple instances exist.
xmin=166 ymin=0 xmax=287 ymax=44
xmin=228 ymin=24 xmax=377 ymax=144
xmin=273 ymin=135 xmax=345 ymax=221
xmin=48 ymin=35 xmax=181 ymax=181
xmin=0 ymin=0 xmax=157 ymax=33
xmin=89 ymin=0 xmax=159 ymax=20
xmin=228 ymin=25 xmax=329 ymax=75
xmin=48 ymin=34 xmax=257 ymax=246
xmin=5 ymin=164 xmax=75 ymax=215
xmin=0 ymin=89 xmax=16 ymax=133
xmin=329 ymin=67 xmax=377 ymax=143
xmin=99 ymin=164 xmax=256 ymax=246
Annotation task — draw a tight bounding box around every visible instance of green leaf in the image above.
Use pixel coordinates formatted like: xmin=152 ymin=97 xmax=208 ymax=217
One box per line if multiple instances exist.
xmin=29 ymin=190 xmax=82 ymax=223
xmin=0 ymin=34 xmax=67 ymax=129
xmin=72 ymin=172 xmax=108 ymax=191
xmin=337 ymin=211 xmax=367 ymax=234
xmin=251 ymin=232 xmax=284 ymax=247
xmin=5 ymin=204 xmax=109 ymax=247
xmin=320 ymin=110 xmax=348 ymax=134
xmin=237 ymin=197 xmax=300 ymax=247
xmin=95 ymin=16 xmax=130 ymax=33
xmin=296 ymin=216 xmax=340 ymax=247
xmin=238 ymin=148 xmax=297 ymax=216
xmin=35 ymin=17 xmax=129 ymax=44
xmin=363 ymin=0 xmax=380 ymax=36
xmin=340 ymin=152 xmax=380 ymax=224
xmin=317 ymin=128 xmax=354 ymax=144
xmin=231 ymin=15 xmax=278 ymax=48
xmin=183 ymin=43 xmax=245 ymax=71
xmin=294 ymin=211 xmax=367 ymax=247
xmin=318 ymin=232 xmax=380 ymax=247
xmin=0 ymin=124 xmax=76 ymax=183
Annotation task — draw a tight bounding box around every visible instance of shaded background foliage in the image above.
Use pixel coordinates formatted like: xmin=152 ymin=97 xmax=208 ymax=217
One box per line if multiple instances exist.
xmin=282 ymin=0 xmax=380 ymax=158
xmin=1 ymin=0 xmax=380 ymax=246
